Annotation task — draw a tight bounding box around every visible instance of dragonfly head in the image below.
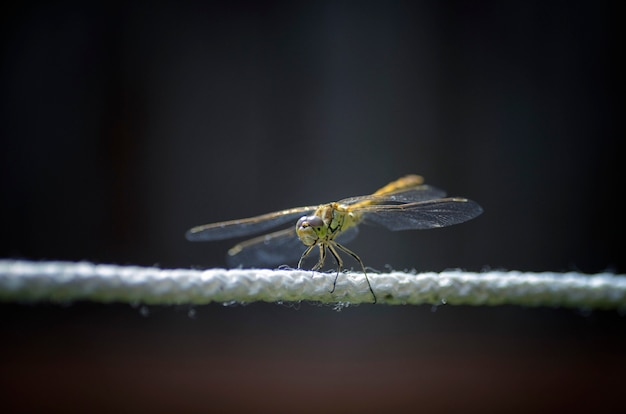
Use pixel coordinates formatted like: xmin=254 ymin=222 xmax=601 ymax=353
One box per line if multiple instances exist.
xmin=296 ymin=215 xmax=327 ymax=246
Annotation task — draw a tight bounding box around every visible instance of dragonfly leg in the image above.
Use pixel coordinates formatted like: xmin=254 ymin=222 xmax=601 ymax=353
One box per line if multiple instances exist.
xmin=326 ymin=243 xmax=344 ymax=294
xmin=297 ymin=245 xmax=315 ymax=269
xmin=311 ymin=244 xmax=327 ymax=271
xmin=334 ymin=242 xmax=377 ymax=304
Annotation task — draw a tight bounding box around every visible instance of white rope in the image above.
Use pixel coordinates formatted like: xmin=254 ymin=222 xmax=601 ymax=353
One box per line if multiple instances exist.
xmin=0 ymin=259 xmax=624 ymax=309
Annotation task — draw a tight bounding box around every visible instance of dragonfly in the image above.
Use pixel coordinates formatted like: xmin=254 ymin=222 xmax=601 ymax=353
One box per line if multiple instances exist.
xmin=186 ymin=174 xmax=483 ymax=303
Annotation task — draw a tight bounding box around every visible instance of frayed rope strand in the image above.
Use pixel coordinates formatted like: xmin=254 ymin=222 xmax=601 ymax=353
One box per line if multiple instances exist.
xmin=1 ymin=260 xmax=625 ymax=309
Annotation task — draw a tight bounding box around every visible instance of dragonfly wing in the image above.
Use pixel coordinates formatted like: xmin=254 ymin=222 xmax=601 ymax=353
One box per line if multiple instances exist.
xmin=186 ymin=206 xmax=315 ymax=241
xmin=227 ymin=221 xmax=360 ymax=268
xmin=339 ymin=185 xmax=447 ymax=206
xmin=360 ymin=198 xmax=483 ymax=230
xmin=226 ymin=228 xmax=307 ymax=268
xmin=382 ymin=185 xmax=447 ymax=202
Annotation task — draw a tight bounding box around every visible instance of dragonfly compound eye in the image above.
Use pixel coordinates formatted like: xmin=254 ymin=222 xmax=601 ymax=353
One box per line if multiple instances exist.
xmin=296 ymin=217 xmax=307 ymax=231
xmin=304 ymin=216 xmax=324 ymax=229
xmin=297 ymin=215 xmax=324 ymax=229
xmin=296 ymin=215 xmax=325 ymax=246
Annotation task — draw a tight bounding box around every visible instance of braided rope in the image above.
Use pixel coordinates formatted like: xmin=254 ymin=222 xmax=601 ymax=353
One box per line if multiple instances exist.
xmin=1 ymin=260 xmax=624 ymax=309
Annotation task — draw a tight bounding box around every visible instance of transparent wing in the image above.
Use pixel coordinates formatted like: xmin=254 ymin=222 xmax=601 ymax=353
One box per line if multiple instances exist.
xmin=226 ymin=228 xmax=305 ymax=268
xmin=359 ymin=198 xmax=483 ymax=231
xmin=227 ymin=225 xmax=360 ymax=268
xmin=338 ymin=185 xmax=447 ymax=207
xmin=186 ymin=184 xmax=444 ymax=241
xmin=186 ymin=206 xmax=315 ymax=241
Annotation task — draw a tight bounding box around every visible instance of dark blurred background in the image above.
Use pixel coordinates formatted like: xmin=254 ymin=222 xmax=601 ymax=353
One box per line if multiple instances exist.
xmin=1 ymin=1 xmax=623 ymax=412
